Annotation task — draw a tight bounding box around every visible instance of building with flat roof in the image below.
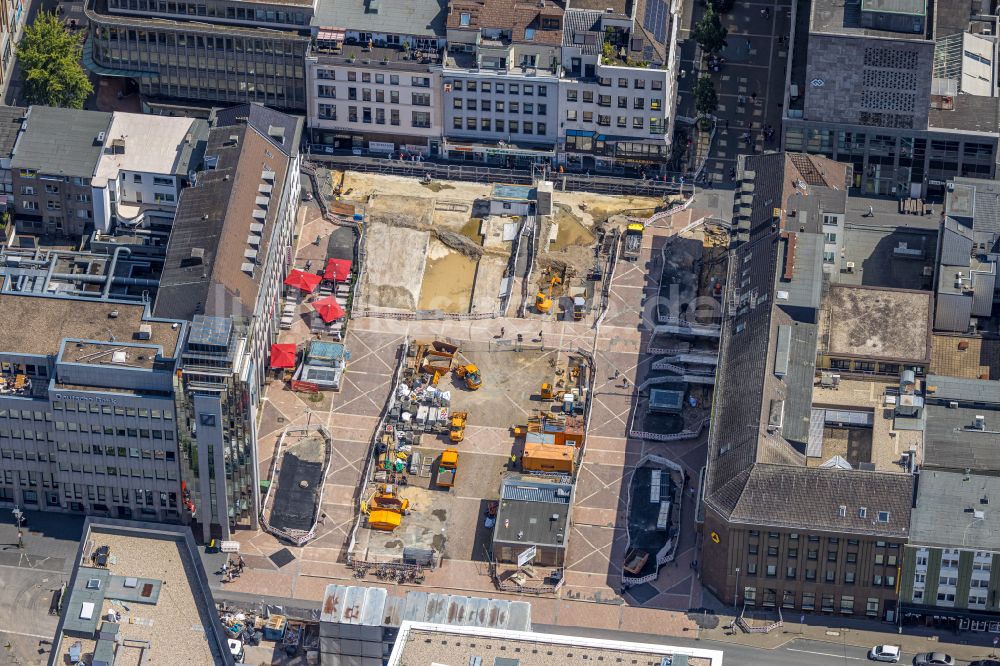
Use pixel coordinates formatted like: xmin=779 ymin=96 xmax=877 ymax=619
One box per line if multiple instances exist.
xmin=933 ymin=217 xmax=996 ymax=333
xmin=91 ymin=112 xmax=208 ymax=235
xmin=923 ymin=374 xmax=1000 ymax=474
xmin=305 ymin=0 xmax=447 ymax=153
xmin=320 ymin=584 xmax=531 ymax=665
xmin=783 ymin=0 xmax=1000 ymax=197
xmin=50 ymin=518 xmax=230 ymax=666
xmin=702 ymin=153 xmax=914 ymax=620
xmin=83 ymin=0 xmax=312 ymax=111
xmin=900 ymin=470 xmax=1000 ymax=629
xmin=0 ymin=293 xmax=187 ymax=520
xmin=493 ymin=473 xmax=572 ymax=567
xmin=817 ymin=284 xmax=933 ymax=377
xmin=10 ymin=106 xmax=111 ymax=237
xmin=386 ymin=622 xmax=725 ymax=666
xmin=10 ymin=106 xmax=209 ymax=240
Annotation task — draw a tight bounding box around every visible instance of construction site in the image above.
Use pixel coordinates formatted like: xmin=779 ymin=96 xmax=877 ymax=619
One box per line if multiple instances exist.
xmin=231 ymin=167 xmax=731 ymax=618
xmin=332 ymin=169 xmax=666 ymax=321
xmin=345 ymin=335 xmax=593 ymax=592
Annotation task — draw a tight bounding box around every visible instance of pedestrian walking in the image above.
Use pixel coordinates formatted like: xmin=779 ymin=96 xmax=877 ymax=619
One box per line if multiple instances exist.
xmin=750 ymin=92 xmax=757 ymax=104
xmin=737 ymin=94 xmax=745 ymax=105
xmin=500 ymin=326 xmax=505 ymax=338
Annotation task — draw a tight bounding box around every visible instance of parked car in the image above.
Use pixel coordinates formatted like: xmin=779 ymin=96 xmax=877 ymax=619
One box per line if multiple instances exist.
xmin=970 ymin=660 xmax=1000 ymax=666
xmin=913 ymin=653 xmax=955 ymax=666
xmin=868 ymin=644 xmax=900 ymax=662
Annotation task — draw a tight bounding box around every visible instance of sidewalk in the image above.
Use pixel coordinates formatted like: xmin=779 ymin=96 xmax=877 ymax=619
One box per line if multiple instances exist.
xmin=699 ymin=608 xmax=1000 ymax=662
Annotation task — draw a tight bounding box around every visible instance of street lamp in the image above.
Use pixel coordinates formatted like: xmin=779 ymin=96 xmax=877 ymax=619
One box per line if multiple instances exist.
xmin=733 ymin=567 xmax=741 ymax=609
xmin=12 ymin=507 xmax=23 ymax=549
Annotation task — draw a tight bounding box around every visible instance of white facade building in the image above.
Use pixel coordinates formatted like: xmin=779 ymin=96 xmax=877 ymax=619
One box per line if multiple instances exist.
xmin=92 ymin=113 xmax=207 ymax=234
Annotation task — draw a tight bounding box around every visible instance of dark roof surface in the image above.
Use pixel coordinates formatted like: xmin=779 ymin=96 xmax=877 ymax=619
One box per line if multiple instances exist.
xmin=494 ymin=474 xmax=572 ymax=547
xmin=924 ymin=403 xmax=1000 ymax=473
xmin=154 ymin=106 xmax=301 ymax=322
xmin=928 ymin=93 xmax=1000 ymax=134
xmin=705 ymin=153 xmax=914 ymax=535
xmin=214 ymin=103 xmax=302 ymax=158
xmin=0 ymin=106 xmax=25 ymax=157
xmin=12 ymin=106 xmax=111 ymax=177
xmin=729 ymin=465 xmax=913 ymax=538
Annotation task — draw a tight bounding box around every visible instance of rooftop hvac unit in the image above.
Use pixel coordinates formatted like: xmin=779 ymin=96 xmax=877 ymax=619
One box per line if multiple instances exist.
xmin=948 ymin=401 xmax=959 ymax=408
xmin=845 ymin=262 xmax=855 ymax=273
xmin=137 ymin=324 xmax=152 ymax=340
xmin=923 ymin=265 xmax=933 ymax=277
xmin=975 ymin=415 xmax=986 ymax=429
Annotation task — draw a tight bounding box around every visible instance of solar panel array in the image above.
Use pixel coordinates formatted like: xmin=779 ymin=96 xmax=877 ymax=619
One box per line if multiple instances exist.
xmin=643 ymin=0 xmax=668 ymax=43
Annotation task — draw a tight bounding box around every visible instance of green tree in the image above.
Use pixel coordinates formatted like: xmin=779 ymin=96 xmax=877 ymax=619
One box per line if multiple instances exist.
xmin=694 ymin=76 xmax=719 ymax=117
xmin=693 ymin=4 xmax=728 ymax=55
xmin=17 ymin=12 xmax=92 ymax=109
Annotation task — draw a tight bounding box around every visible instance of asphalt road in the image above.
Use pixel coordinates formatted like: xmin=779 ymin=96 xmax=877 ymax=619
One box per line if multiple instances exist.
xmin=535 ymin=624 xmax=970 ymax=665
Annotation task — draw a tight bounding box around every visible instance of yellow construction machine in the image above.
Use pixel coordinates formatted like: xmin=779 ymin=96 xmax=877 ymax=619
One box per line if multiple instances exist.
xmin=453 ymin=364 xmax=482 ymax=390
xmin=535 ymin=275 xmax=562 ymax=314
xmin=361 ymin=484 xmax=409 ymax=531
xmin=450 ymin=411 xmax=468 ymax=442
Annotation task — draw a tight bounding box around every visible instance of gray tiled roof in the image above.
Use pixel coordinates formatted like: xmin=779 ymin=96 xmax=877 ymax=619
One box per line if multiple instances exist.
xmin=562 ymin=9 xmax=603 ymax=53
xmin=11 ymin=106 xmax=111 ymax=178
xmin=730 ymin=465 xmax=913 ymax=538
xmin=910 ymin=470 xmax=1000 ymax=550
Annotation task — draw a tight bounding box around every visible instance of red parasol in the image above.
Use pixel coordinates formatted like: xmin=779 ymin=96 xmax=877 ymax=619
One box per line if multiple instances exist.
xmin=284 ymin=268 xmax=322 ymax=293
xmin=270 ymin=343 xmax=297 ymax=369
xmin=323 ymin=258 xmax=352 ymax=282
xmin=313 ymin=295 xmax=345 ymax=323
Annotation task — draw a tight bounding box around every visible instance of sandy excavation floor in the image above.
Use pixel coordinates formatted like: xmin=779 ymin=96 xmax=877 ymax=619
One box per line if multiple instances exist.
xmin=344 ymin=170 xmax=667 ymax=314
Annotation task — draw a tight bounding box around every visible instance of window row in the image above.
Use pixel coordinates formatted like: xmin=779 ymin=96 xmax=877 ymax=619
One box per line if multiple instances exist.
xmin=744 ymin=588 xmax=881 ymax=616
xmin=452 ymin=99 xmax=547 ymax=115
xmin=451 ymin=117 xmax=548 ymax=136
xmin=449 ymin=81 xmax=548 ymax=96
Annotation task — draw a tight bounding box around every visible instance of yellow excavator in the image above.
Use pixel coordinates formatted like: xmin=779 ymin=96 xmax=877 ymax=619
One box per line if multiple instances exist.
xmin=535 ymin=275 xmax=562 ymax=314
xmin=453 ymin=364 xmax=482 ymax=390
